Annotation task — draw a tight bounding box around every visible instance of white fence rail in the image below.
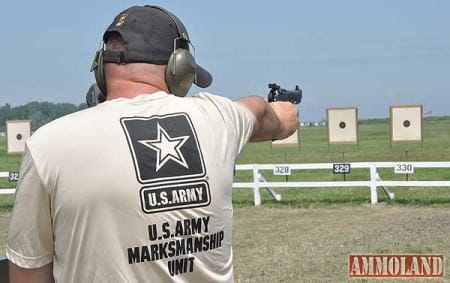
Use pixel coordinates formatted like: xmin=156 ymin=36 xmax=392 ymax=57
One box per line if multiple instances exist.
xmin=2 ymin=162 xmax=450 ymax=205
xmin=232 ymin=162 xmax=450 ymax=206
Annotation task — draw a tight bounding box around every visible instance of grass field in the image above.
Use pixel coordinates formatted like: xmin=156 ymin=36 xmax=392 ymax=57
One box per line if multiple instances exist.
xmin=1 ymin=116 xmax=449 ymax=281
xmin=233 ymin=206 xmax=450 ymax=283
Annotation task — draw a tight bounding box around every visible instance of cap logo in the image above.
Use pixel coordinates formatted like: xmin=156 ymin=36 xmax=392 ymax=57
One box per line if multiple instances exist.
xmin=115 ymin=13 xmax=128 ymax=27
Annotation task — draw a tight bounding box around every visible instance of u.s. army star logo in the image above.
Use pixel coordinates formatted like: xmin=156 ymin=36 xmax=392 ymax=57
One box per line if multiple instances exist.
xmin=138 ymin=123 xmax=190 ymax=172
xmin=120 ymin=113 xmax=206 ymax=184
xmin=121 ymin=113 xmax=210 ymax=214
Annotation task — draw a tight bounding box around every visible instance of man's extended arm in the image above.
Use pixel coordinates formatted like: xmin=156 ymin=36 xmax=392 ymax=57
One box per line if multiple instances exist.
xmin=9 ymin=262 xmax=54 ymax=283
xmin=237 ymin=96 xmax=299 ymax=142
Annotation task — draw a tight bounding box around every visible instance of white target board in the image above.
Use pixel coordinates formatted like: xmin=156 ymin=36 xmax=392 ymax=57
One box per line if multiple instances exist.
xmin=327 ymin=107 xmax=358 ymax=144
xmin=272 ymin=129 xmax=299 ymax=147
xmin=6 ymin=120 xmax=31 ymax=154
xmin=390 ymin=105 xmax=422 ymax=143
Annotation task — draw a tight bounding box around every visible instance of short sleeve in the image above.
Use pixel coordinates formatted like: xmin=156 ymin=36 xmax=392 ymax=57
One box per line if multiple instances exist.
xmin=228 ymin=101 xmax=256 ymax=153
xmin=195 ymin=93 xmax=256 ymax=154
xmin=6 ymin=145 xmax=54 ymax=268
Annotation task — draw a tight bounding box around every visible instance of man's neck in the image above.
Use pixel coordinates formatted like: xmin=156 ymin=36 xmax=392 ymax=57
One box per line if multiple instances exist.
xmin=106 ymin=79 xmax=169 ymax=100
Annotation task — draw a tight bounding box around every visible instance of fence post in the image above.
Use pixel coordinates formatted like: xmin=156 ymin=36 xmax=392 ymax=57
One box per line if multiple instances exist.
xmin=252 ymin=165 xmax=261 ymax=206
xmin=369 ymin=164 xmax=378 ymax=204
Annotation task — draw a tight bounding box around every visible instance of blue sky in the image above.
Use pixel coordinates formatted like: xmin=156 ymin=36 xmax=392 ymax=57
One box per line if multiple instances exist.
xmin=1 ymin=0 xmax=449 ymax=121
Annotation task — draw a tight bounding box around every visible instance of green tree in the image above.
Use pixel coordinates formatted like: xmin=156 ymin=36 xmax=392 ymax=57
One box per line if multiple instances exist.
xmin=1 ymin=101 xmax=84 ymax=131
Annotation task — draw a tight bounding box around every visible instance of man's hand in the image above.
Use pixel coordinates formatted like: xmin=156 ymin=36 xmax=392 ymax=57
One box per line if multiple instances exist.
xmin=269 ymin=101 xmax=299 ymax=140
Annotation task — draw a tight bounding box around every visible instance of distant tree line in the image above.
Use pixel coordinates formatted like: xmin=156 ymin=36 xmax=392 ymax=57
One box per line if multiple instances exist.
xmin=0 ymin=101 xmax=87 ymax=131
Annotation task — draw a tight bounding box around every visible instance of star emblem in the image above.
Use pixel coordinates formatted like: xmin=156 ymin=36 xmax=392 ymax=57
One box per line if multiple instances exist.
xmin=138 ymin=123 xmax=190 ymax=172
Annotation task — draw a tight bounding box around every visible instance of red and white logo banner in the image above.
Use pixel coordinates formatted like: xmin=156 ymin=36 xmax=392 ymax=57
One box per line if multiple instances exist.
xmin=349 ymin=254 xmax=444 ymax=278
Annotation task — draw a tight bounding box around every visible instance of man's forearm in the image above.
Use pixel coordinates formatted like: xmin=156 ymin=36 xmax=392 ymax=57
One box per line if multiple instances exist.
xmin=237 ymin=96 xmax=298 ymax=142
xmin=237 ymin=96 xmax=282 ymax=141
xmin=9 ymin=262 xmax=54 ymax=283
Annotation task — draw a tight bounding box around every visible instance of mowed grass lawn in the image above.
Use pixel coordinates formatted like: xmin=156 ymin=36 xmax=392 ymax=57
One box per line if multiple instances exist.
xmin=0 ymin=206 xmax=448 ymax=282
xmin=0 ymin=116 xmax=449 ymax=282
xmin=233 ymin=206 xmax=450 ymax=283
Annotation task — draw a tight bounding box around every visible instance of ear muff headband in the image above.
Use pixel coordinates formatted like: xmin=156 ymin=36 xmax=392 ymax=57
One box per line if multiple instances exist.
xmin=146 ymin=5 xmax=190 ymax=42
xmin=90 ymin=6 xmax=197 ymax=98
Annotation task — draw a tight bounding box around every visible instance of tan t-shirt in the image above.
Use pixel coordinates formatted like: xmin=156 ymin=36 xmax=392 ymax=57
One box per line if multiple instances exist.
xmin=7 ymin=92 xmax=256 ymax=283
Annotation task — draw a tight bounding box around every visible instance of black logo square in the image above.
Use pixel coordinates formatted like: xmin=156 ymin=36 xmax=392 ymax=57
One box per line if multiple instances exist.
xmin=121 ymin=113 xmax=206 ymax=184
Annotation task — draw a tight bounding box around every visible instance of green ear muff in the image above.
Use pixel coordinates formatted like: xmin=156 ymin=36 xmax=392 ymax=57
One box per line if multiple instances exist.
xmin=165 ymin=48 xmax=196 ymax=97
xmin=150 ymin=5 xmax=197 ymax=97
xmin=90 ymin=48 xmax=107 ymax=98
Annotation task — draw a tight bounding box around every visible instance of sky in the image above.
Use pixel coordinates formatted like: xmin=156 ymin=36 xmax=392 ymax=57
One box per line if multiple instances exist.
xmin=1 ymin=0 xmax=449 ymax=121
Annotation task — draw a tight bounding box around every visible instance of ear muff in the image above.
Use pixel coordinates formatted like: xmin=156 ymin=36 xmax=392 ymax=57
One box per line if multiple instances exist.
xmin=165 ymin=48 xmax=196 ymax=97
xmin=148 ymin=5 xmax=198 ymax=97
xmin=90 ymin=48 xmax=107 ymax=102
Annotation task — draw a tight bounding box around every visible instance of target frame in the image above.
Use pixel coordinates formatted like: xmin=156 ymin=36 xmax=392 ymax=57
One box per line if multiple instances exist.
xmin=326 ymin=107 xmax=359 ymax=145
xmin=6 ymin=120 xmax=31 ymax=154
xmin=390 ymin=105 xmax=422 ymax=144
xmin=272 ymin=129 xmax=300 ymax=148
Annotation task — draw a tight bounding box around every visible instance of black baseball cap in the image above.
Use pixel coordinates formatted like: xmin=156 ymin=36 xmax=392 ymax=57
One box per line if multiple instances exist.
xmin=102 ymin=5 xmax=212 ymax=88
